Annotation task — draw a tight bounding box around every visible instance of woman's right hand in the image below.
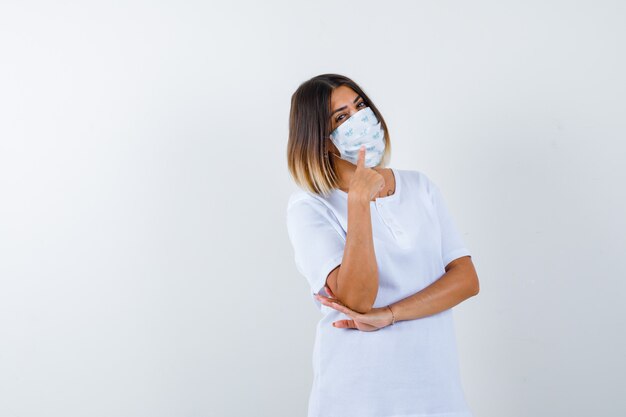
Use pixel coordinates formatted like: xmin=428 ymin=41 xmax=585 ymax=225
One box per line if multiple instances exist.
xmin=315 ymin=285 xmax=394 ymax=332
xmin=348 ymin=145 xmax=385 ymax=202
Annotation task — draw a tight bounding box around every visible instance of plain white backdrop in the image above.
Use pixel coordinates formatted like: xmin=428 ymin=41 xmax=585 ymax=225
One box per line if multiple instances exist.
xmin=1 ymin=1 xmax=625 ymax=416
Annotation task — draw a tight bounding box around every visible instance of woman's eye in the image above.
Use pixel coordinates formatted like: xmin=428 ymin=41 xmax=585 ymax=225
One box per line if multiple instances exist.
xmin=335 ymin=102 xmax=367 ymax=123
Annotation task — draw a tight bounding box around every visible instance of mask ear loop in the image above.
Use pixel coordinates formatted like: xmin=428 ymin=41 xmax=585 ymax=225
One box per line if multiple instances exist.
xmin=324 ymin=136 xmax=341 ymax=160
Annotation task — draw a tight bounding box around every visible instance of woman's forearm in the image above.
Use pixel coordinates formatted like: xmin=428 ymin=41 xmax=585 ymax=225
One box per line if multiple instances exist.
xmin=335 ymin=194 xmax=379 ymax=313
xmin=391 ymin=264 xmax=478 ymax=322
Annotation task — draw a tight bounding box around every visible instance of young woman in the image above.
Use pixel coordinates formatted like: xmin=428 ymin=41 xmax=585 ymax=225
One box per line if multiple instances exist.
xmin=286 ymin=73 xmax=480 ymax=417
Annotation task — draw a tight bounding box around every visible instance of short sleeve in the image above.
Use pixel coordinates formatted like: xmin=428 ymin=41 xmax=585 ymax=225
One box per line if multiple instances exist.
xmin=286 ymin=197 xmax=346 ymax=296
xmin=428 ymin=179 xmax=471 ymax=268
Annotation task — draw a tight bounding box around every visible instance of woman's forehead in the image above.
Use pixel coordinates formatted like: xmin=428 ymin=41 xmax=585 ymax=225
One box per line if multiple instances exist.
xmin=331 ymin=85 xmax=358 ymax=105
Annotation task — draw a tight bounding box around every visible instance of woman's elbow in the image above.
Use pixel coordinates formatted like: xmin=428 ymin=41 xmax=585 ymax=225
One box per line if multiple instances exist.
xmin=469 ymin=273 xmax=480 ymax=296
xmin=328 ymin=267 xmax=378 ymax=313
xmin=343 ymin=287 xmax=377 ymax=313
xmin=347 ymin=298 xmax=375 ymax=314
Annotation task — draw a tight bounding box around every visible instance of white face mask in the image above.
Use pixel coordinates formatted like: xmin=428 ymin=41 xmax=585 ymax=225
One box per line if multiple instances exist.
xmin=329 ymin=107 xmax=386 ymax=168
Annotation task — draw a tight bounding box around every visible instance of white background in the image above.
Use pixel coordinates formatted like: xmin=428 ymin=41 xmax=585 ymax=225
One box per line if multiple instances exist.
xmin=1 ymin=1 xmax=625 ymax=416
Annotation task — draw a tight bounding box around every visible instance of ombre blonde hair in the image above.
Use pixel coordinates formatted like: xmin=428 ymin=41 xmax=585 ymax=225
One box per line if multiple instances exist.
xmin=287 ymin=74 xmax=392 ymax=197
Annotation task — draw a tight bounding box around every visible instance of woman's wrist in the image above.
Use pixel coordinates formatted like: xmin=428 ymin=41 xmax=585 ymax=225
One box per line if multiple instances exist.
xmin=348 ymin=191 xmax=371 ymax=206
xmin=386 ymin=304 xmax=396 ymax=326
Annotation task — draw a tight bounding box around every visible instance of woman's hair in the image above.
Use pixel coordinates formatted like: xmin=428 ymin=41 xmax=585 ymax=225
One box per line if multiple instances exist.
xmin=287 ymin=73 xmax=391 ymax=197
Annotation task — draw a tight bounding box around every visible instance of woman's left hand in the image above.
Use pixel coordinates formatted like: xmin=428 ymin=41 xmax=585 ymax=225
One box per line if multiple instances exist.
xmin=315 ymin=285 xmax=394 ymax=331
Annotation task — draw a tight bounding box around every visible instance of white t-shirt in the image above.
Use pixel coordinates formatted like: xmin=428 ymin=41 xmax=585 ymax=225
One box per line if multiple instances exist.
xmin=286 ymin=167 xmax=474 ymax=417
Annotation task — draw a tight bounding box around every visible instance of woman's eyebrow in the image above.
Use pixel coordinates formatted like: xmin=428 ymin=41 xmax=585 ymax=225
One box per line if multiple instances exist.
xmin=331 ymin=95 xmax=362 ymax=115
